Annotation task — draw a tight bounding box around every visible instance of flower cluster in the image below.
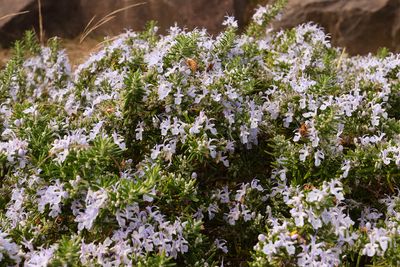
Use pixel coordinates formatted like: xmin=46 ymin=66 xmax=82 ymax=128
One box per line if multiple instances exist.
xmin=1 ymin=0 xmax=400 ymax=265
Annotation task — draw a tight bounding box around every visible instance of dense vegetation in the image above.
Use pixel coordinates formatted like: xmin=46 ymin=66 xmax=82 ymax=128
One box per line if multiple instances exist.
xmin=2 ymin=1 xmax=400 ymax=266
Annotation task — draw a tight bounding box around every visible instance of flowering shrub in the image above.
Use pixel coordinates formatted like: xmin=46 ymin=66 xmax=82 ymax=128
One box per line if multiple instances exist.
xmin=2 ymin=1 xmax=400 ymax=266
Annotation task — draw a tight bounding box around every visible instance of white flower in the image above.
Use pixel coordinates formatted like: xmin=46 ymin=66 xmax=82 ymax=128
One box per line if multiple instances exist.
xmin=213 ymin=186 xmax=230 ymax=204
xmin=262 ymin=241 xmax=276 ymax=256
xmin=381 ymin=149 xmax=392 ymax=165
xmin=283 ymin=108 xmax=294 ymax=128
xmin=25 ymin=246 xmax=56 ymax=267
xmin=292 ymin=209 xmax=306 ymax=227
xmin=0 ymin=231 xmax=21 ymax=264
xmin=240 ymin=125 xmax=250 ymax=144
xmin=114 ymin=204 xmax=189 ymax=258
xmin=49 ymin=129 xmax=89 ymax=164
xmin=307 ymin=189 xmax=326 ymax=203
xmin=158 ymin=81 xmax=173 ymax=100
xmin=174 ymin=87 xmax=184 ymax=105
xmin=193 ymin=208 xmax=204 ymax=220
xmin=189 ymin=111 xmax=207 ymax=135
xmin=205 ymin=118 xmax=218 ymax=135
xmin=89 ymin=121 xmax=104 ymax=140
xmin=151 ymin=144 xmax=163 ymax=159
xmin=299 ymin=145 xmax=309 ymax=162
xmin=363 ymin=242 xmax=379 ymax=257
xmin=144 ymin=49 xmax=164 ymax=67
xmin=235 ymin=183 xmax=248 ymax=202
xmin=251 ymin=179 xmax=264 ymax=191
xmin=341 ymin=160 xmax=351 ymax=178
xmin=307 ymin=209 xmax=323 ymax=229
xmin=222 ymin=16 xmax=238 ymax=28
xmin=143 ymin=188 xmax=156 ymax=202
xmin=207 ymin=203 xmax=219 ymax=220
xmin=214 ymin=239 xmax=228 ymax=253
xmin=75 ymin=189 xmax=108 ymax=231
xmin=135 ymin=121 xmax=145 ymax=141
xmin=0 ymin=138 xmax=29 ymax=168
xmin=241 ymin=205 xmax=254 ymax=222
xmin=314 ymin=149 xmax=324 ymax=167
xmin=326 ymin=179 xmax=344 ymax=202
xmin=112 ymin=131 xmax=127 ymax=150
xmin=160 ymin=117 xmax=171 ymax=136
xmin=252 ymin=6 xmax=268 ymax=25
xmin=226 ymin=203 xmax=241 ymax=225
xmin=258 ymin=234 xmax=266 ymax=242
xmin=6 ymin=187 xmax=27 ymax=227
xmin=23 ymin=105 xmax=38 ymax=116
xmin=37 ymin=180 xmax=68 ymax=218
xmin=293 ymin=132 xmax=301 ymax=142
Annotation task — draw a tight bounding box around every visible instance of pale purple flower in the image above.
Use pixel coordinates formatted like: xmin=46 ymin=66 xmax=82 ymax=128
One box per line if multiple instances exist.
xmin=0 ymin=231 xmax=21 ymax=264
xmin=75 ymin=189 xmax=108 ymax=231
xmin=158 ymin=81 xmax=173 ymax=100
xmin=222 ymin=16 xmax=238 ymax=28
xmin=112 ymin=131 xmax=126 ymax=150
xmin=252 ymin=6 xmax=268 ymax=25
xmin=25 ymin=246 xmax=56 ymax=267
xmin=214 ymin=239 xmax=228 ymax=253
xmin=135 ymin=121 xmax=145 ymax=141
xmin=208 ymin=203 xmax=219 ymax=220
xmin=314 ymin=149 xmax=324 ymax=167
xmin=37 ymin=180 xmax=68 ymax=218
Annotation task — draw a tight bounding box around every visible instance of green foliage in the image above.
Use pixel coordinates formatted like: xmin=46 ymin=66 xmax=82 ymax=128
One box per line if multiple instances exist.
xmin=50 ymin=236 xmax=82 ymax=267
xmin=3 ymin=2 xmax=400 ymax=266
xmin=246 ymin=0 xmax=288 ymax=38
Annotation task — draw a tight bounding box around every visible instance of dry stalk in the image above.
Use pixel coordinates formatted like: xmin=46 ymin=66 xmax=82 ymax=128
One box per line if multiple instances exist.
xmin=37 ymin=0 xmax=44 ymax=44
xmin=80 ymin=2 xmax=146 ymax=44
xmin=0 ymin=10 xmax=29 ymax=22
xmin=95 ymin=35 xmax=121 ymax=50
xmin=336 ymin=47 xmax=346 ymax=70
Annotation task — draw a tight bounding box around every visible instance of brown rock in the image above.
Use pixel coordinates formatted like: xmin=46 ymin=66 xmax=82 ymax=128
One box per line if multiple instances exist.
xmin=78 ymin=0 xmax=236 ymax=35
xmin=0 ymin=0 xmax=32 ymax=28
xmin=276 ymin=0 xmax=400 ymax=55
xmin=0 ymin=0 xmax=251 ymax=46
xmin=2 ymin=0 xmax=398 ymax=55
xmin=0 ymin=0 xmax=83 ymax=45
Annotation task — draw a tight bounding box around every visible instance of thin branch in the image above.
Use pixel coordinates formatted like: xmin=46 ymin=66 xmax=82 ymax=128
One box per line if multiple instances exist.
xmin=0 ymin=10 xmax=29 ymax=22
xmin=80 ymin=16 xmax=116 ymax=44
xmin=80 ymin=2 xmax=146 ymax=44
xmin=81 ymin=15 xmax=97 ymax=37
xmin=336 ymin=48 xmax=346 ymax=70
xmin=38 ymin=0 xmax=44 ymax=44
xmin=95 ymin=35 xmax=120 ymax=50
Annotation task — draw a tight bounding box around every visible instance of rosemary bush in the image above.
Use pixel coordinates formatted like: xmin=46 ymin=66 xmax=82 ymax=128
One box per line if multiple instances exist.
xmin=2 ymin=1 xmax=400 ymax=266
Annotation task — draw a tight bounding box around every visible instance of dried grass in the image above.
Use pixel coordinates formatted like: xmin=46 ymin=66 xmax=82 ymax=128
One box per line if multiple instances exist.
xmin=63 ymin=38 xmax=102 ymax=68
xmin=0 ymin=10 xmax=29 ymax=22
xmin=0 ymin=10 xmax=29 ymax=20
xmin=79 ymin=2 xmax=146 ymax=44
xmin=0 ymin=48 xmax=11 ymax=68
xmin=37 ymin=0 xmax=44 ymax=44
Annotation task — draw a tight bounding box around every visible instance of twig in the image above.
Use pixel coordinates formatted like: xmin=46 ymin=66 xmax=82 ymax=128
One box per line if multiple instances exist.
xmin=38 ymin=0 xmax=44 ymax=44
xmin=80 ymin=2 xmax=146 ymax=44
xmin=81 ymin=15 xmax=97 ymax=38
xmin=95 ymin=35 xmax=120 ymax=50
xmin=80 ymin=16 xmax=116 ymax=44
xmin=336 ymin=47 xmax=346 ymax=70
xmin=0 ymin=10 xmax=29 ymax=22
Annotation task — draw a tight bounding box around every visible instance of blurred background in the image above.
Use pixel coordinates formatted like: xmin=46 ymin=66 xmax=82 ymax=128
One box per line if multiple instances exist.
xmin=0 ymin=0 xmax=399 ymax=66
